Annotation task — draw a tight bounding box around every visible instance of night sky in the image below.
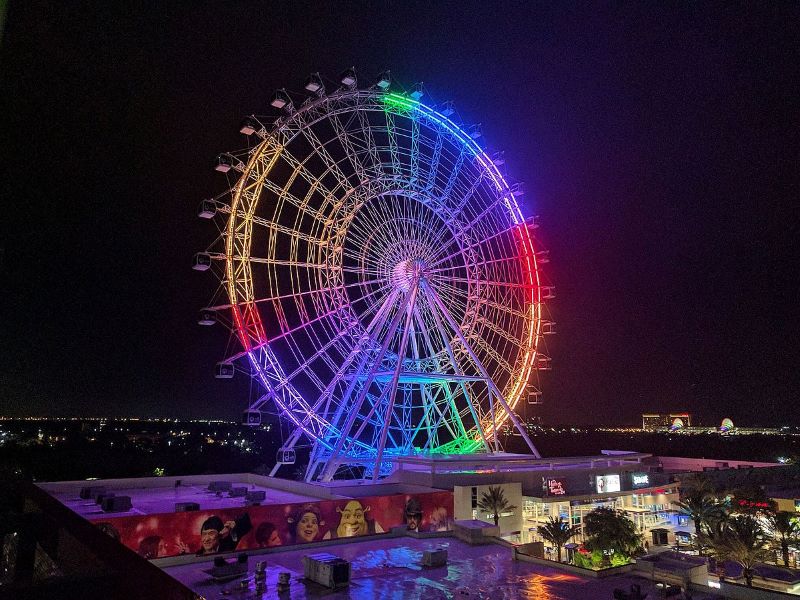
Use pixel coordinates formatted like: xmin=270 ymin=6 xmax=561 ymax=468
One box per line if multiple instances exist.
xmin=1 ymin=2 xmax=798 ymax=426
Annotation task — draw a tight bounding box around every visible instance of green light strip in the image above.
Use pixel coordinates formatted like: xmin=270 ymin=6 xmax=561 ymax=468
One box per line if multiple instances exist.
xmin=383 ymin=92 xmax=417 ymax=111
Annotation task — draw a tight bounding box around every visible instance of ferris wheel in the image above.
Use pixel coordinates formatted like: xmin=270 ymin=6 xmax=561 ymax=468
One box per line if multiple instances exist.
xmin=195 ymin=69 xmax=553 ymax=481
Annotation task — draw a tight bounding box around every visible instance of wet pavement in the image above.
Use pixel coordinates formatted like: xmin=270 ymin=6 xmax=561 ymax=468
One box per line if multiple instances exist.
xmin=164 ymin=536 xmax=720 ymax=599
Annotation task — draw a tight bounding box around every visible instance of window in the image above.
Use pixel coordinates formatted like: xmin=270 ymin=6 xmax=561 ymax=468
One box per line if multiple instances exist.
xmin=470 ymin=487 xmax=478 ymax=509
xmin=522 ymin=499 xmax=536 ymax=518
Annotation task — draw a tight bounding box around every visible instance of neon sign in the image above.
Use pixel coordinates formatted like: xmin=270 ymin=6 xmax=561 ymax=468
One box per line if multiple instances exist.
xmin=547 ymin=479 xmax=566 ymax=496
xmin=737 ymin=499 xmax=771 ymax=509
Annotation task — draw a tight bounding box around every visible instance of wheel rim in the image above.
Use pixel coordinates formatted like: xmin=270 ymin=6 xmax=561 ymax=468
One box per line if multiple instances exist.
xmin=223 ymin=89 xmax=544 ymax=469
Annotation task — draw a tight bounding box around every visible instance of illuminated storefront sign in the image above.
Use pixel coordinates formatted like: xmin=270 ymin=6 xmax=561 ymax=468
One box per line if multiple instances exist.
xmin=546 ymin=479 xmax=567 ymax=496
xmin=595 ymin=474 xmax=621 ymax=494
xmin=736 ymin=499 xmax=771 ymax=510
xmin=631 ymin=472 xmax=650 ymax=488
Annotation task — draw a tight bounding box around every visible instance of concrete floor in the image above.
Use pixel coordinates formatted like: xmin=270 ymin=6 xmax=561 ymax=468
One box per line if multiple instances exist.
xmin=163 ymin=536 xmax=721 ymax=599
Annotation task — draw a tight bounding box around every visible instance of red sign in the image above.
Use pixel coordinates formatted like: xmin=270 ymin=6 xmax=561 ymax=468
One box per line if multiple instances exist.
xmin=737 ymin=499 xmax=770 ymax=509
xmin=547 ymin=479 xmax=566 ymax=496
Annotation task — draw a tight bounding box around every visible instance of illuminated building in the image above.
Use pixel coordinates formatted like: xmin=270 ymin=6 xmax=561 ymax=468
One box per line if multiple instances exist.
xmin=641 ymin=413 xmax=692 ymax=430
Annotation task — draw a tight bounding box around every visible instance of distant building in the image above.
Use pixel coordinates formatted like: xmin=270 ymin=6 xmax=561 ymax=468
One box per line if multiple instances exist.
xmin=669 ymin=418 xmax=685 ymax=431
xmin=642 ymin=413 xmax=692 ymax=430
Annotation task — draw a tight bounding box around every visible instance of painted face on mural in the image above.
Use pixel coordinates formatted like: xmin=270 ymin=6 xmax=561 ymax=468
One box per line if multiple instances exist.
xmin=254 ymin=521 xmax=282 ymax=548
xmin=297 ymin=511 xmax=320 ymax=542
xmin=200 ymin=527 xmax=220 ymax=553
xmin=267 ymin=529 xmax=281 ymax=546
xmin=137 ymin=535 xmax=169 ymax=559
xmin=429 ymin=507 xmax=449 ymax=532
xmin=404 ymin=498 xmax=423 ymax=532
xmin=337 ymin=500 xmax=369 ymax=537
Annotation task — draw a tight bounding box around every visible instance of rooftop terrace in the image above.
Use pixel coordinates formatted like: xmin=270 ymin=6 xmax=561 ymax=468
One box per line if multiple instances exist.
xmin=162 ymin=535 xmax=720 ymax=599
xmin=39 ymin=473 xmax=336 ymax=519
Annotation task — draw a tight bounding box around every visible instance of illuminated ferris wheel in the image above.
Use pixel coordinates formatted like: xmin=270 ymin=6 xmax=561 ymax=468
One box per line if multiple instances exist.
xmin=195 ymin=69 xmax=553 ymax=481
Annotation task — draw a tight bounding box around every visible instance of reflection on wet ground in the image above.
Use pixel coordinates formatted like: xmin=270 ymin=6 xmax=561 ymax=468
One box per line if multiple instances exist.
xmin=165 ymin=536 xmax=719 ymax=599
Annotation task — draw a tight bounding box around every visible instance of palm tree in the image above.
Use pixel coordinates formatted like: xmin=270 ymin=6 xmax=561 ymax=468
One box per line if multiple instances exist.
xmin=477 ymin=486 xmax=516 ymax=527
xmin=583 ymin=507 xmax=641 ymax=564
xmin=676 ymin=474 xmax=726 ymax=555
xmin=676 ymin=493 xmax=726 ymax=555
xmin=766 ymin=511 xmax=800 ymax=568
xmin=537 ymin=516 xmax=581 ymax=563
xmin=700 ymin=514 xmax=772 ymax=587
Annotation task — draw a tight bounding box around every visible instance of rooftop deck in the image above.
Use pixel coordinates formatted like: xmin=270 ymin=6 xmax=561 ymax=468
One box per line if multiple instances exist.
xmin=394 ymin=451 xmax=652 ymax=474
xmin=39 ymin=473 xmax=334 ymax=519
xmin=162 ymin=535 xmax=719 ymax=599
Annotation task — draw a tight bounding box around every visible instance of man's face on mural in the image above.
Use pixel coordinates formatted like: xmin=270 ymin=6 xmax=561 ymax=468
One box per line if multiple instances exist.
xmin=406 ymin=512 xmax=421 ymax=531
xmin=200 ymin=527 xmax=220 ymax=553
xmin=297 ymin=512 xmax=320 ymax=542
xmin=337 ymin=500 xmax=368 ymax=537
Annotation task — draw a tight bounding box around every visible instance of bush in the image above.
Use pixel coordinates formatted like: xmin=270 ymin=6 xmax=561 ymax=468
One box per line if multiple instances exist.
xmin=610 ymin=552 xmax=630 ymax=567
xmin=572 ymin=552 xmax=591 ymax=569
xmin=591 ymin=549 xmax=604 ymax=568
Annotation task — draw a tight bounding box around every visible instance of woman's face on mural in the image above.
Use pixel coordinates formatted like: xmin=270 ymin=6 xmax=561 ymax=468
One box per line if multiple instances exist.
xmin=337 ymin=501 xmax=368 ymax=537
xmin=429 ymin=507 xmax=449 ymax=531
xmin=297 ymin=512 xmax=319 ymax=542
xmin=157 ymin=539 xmax=168 ymax=557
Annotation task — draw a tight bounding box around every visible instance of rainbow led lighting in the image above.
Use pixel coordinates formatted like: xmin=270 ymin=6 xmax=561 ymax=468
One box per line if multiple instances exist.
xmin=207 ymin=84 xmax=549 ymax=478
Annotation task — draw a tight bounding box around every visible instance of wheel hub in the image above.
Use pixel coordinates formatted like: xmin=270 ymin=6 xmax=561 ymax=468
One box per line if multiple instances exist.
xmin=391 ymin=258 xmax=427 ymax=292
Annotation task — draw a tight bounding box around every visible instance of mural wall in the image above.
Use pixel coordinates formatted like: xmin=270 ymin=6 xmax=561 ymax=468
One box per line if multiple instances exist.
xmin=92 ymin=491 xmax=453 ymax=559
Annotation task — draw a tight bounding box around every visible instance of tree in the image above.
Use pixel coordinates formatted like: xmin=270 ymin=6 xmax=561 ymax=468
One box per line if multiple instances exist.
xmin=583 ymin=507 xmax=641 ymax=563
xmin=676 ymin=493 xmax=727 ymax=555
xmin=700 ymin=514 xmax=772 ymax=587
xmin=477 ymin=486 xmax=516 ymax=527
xmin=766 ymin=511 xmax=800 ymax=568
xmin=680 ymin=473 xmax=716 ymax=498
xmin=676 ymin=474 xmax=727 ymax=555
xmin=537 ymin=516 xmax=581 ymax=563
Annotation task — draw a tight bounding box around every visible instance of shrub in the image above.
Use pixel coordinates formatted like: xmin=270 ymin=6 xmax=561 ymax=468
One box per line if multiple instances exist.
xmin=610 ymin=552 xmax=630 ymax=567
xmin=591 ymin=549 xmax=604 ymax=568
xmin=572 ymin=552 xmax=590 ymax=569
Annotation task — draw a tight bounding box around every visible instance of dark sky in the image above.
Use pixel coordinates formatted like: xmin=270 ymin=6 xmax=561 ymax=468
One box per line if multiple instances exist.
xmin=1 ymin=2 xmax=798 ymax=426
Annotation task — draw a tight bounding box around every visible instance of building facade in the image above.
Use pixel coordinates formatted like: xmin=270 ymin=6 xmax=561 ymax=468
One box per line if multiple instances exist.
xmin=642 ymin=413 xmax=692 ymax=430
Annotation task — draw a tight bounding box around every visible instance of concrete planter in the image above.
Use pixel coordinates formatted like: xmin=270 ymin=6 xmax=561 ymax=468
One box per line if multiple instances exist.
xmin=452 ymin=520 xmax=500 ymax=545
xmin=513 ymin=548 xmax=635 ymax=578
xmin=693 ymin=580 xmax=800 ymax=599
